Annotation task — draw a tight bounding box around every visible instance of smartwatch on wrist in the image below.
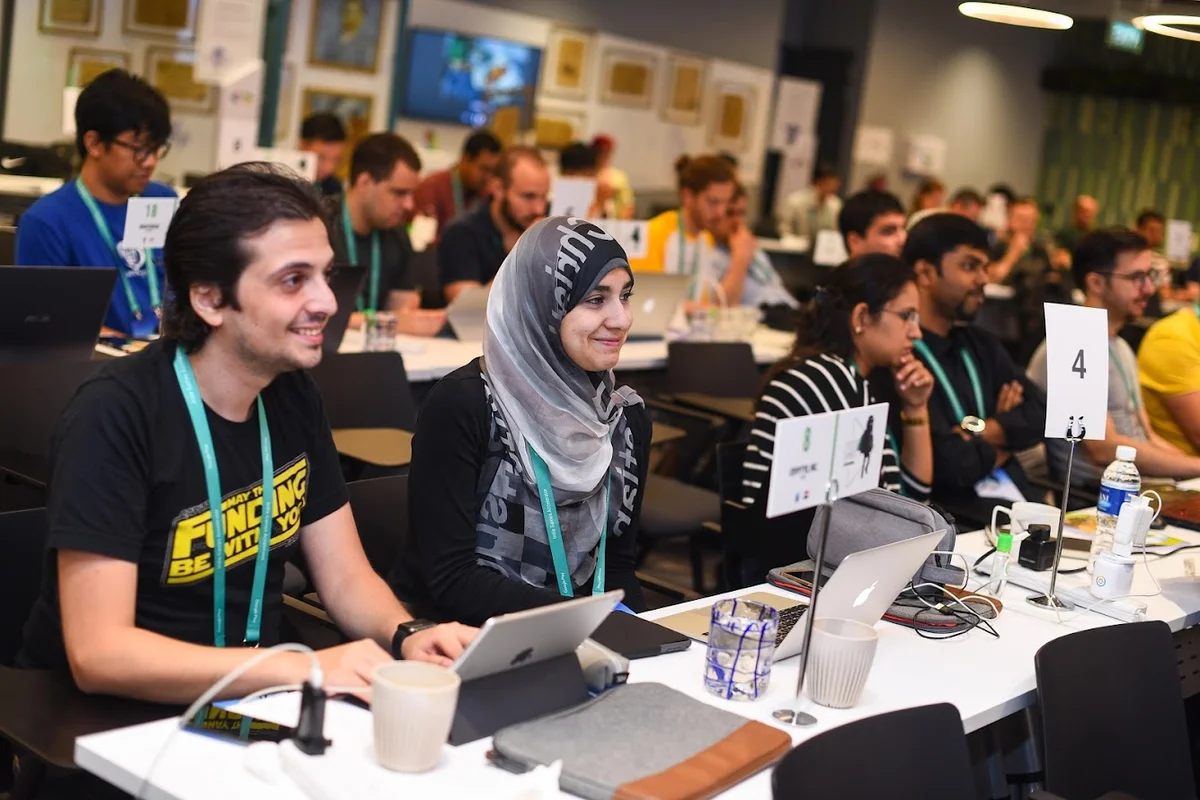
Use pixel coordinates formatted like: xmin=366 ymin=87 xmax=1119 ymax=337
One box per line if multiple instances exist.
xmin=391 ymin=619 xmax=437 ymax=659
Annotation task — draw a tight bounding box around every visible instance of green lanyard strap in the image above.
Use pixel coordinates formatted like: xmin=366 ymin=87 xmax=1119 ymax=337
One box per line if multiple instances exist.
xmin=1108 ymin=342 xmax=1139 ymax=411
xmin=340 ymin=201 xmax=381 ymax=312
xmin=676 ymin=215 xmax=702 ymax=299
xmin=172 ymin=346 xmax=274 ymax=647
xmin=74 ymin=179 xmax=160 ymax=321
xmin=527 ymin=443 xmax=611 ymax=598
xmin=912 ymin=339 xmax=986 ymax=423
xmin=450 ymin=167 xmax=465 ymax=217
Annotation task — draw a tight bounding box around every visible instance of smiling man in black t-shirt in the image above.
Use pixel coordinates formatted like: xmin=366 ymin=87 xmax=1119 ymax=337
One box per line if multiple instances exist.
xmin=18 ymin=164 xmax=474 ymax=704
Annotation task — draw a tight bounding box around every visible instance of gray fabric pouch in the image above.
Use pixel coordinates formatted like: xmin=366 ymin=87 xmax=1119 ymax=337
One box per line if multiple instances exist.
xmin=490 ymin=682 xmax=792 ymax=800
xmin=808 ymin=487 xmax=964 ymax=586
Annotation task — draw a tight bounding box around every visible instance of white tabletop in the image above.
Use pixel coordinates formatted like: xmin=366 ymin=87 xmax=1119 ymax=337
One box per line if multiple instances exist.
xmin=75 ymin=515 xmax=1200 ymax=799
xmin=339 ymin=327 xmax=796 ymax=383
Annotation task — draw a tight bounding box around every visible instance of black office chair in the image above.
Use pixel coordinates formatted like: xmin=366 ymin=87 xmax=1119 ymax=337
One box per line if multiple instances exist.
xmin=666 ymin=341 xmax=760 ymax=398
xmin=772 ymin=703 xmax=977 ymax=799
xmin=309 ymin=352 xmax=418 ymax=432
xmin=1035 ymin=621 xmax=1197 ymax=800
xmin=348 ymin=474 xmax=408 ymax=578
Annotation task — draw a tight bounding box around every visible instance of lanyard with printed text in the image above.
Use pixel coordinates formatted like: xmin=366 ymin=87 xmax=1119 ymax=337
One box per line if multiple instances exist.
xmin=341 ymin=201 xmax=381 ymax=312
xmin=913 ymin=339 xmax=985 ymax=423
xmin=173 ymin=346 xmax=274 ymax=647
xmin=450 ymin=167 xmax=465 ymax=217
xmin=527 ymin=443 xmax=612 ymax=598
xmin=75 ymin=179 xmax=160 ymax=322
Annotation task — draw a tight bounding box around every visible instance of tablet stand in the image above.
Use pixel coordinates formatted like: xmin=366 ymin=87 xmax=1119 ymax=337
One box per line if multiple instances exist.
xmin=773 ymin=479 xmax=838 ymax=727
xmin=1028 ymin=418 xmax=1084 ymax=611
xmin=448 ymin=653 xmax=589 ymax=745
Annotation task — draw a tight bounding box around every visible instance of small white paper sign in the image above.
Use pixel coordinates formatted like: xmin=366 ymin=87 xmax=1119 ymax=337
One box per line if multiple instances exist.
xmin=265 ymin=147 xmax=318 ymax=182
xmin=1043 ymin=302 xmax=1108 ymax=441
xmin=766 ymin=403 xmax=888 ymax=519
xmin=549 ymin=177 xmax=596 ymax=218
xmin=1167 ymin=220 xmax=1193 ymax=263
xmin=216 ymin=118 xmax=259 ymax=169
xmin=62 ymin=86 xmax=82 ymax=137
xmin=194 ymin=0 xmax=265 ymax=85
xmin=812 ymin=229 xmax=848 ymax=266
xmin=621 ymin=220 xmax=649 ymax=260
xmin=124 ymin=197 xmax=179 ymax=248
xmin=409 ymin=214 xmax=437 ymax=253
xmin=905 ymin=134 xmax=948 ymax=176
xmin=853 ymin=126 xmax=894 ymax=166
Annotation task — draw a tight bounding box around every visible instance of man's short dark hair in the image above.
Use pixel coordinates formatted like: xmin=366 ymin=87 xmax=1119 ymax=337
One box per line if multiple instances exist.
xmin=299 ymin=113 xmax=346 ymax=143
xmin=1136 ymin=208 xmax=1165 ymax=229
xmin=988 ymin=183 xmax=1016 ymax=204
xmin=349 ymin=133 xmax=422 ymax=185
xmin=496 ymin=146 xmax=546 ymax=187
xmin=813 ymin=162 xmax=838 ymax=182
xmin=462 ymin=130 xmax=502 ymax=159
xmin=1072 ymin=227 xmax=1149 ymax=291
xmin=950 ymin=187 xmax=984 ymax=207
xmin=74 ymin=69 xmax=171 ymax=159
xmin=558 ymin=142 xmax=597 ymax=175
xmin=902 ymin=212 xmax=991 ymax=273
xmin=838 ymin=190 xmax=904 ymax=247
xmin=162 ymin=164 xmax=329 ymax=353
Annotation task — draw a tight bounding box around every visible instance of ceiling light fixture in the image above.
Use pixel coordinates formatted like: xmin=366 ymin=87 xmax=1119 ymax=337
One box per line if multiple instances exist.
xmin=1133 ymin=15 xmax=1200 ymax=43
xmin=957 ymin=2 xmax=1074 ymax=30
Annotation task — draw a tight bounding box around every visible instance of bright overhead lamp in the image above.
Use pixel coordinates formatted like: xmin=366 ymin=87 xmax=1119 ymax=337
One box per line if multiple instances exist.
xmin=957 ymin=3 xmax=1074 ymax=30
xmin=1133 ymin=15 xmax=1200 ymax=43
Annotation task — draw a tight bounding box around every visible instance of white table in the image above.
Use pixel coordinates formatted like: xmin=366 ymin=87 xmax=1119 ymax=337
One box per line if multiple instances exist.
xmin=75 ymin=520 xmax=1200 ymax=798
xmin=338 ymin=327 xmax=796 ymax=384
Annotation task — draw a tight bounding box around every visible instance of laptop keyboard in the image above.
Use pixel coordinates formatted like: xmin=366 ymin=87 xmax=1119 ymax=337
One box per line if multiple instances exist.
xmin=775 ymin=604 xmax=808 ymax=646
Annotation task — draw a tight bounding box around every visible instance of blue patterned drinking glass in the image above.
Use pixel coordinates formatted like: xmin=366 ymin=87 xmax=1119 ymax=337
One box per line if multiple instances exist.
xmin=703 ymin=598 xmax=779 ymax=701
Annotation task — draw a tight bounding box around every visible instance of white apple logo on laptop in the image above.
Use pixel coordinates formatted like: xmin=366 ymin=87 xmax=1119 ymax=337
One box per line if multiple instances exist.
xmin=853 ymin=581 xmax=878 ymax=608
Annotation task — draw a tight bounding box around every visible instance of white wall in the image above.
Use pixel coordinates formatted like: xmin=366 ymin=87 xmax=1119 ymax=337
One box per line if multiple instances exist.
xmin=4 ymin=1 xmax=217 ymax=181
xmin=850 ymin=0 xmax=1059 ymax=200
xmin=394 ymin=0 xmax=776 ymax=192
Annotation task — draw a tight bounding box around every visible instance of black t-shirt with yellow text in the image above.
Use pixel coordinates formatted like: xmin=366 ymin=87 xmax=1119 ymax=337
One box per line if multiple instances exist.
xmin=17 ymin=340 xmax=349 ymax=669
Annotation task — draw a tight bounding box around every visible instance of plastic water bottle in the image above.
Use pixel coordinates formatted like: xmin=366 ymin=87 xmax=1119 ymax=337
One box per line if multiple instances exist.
xmin=1091 ymin=445 xmax=1140 ymax=570
xmin=991 ymin=531 xmax=1013 ymax=595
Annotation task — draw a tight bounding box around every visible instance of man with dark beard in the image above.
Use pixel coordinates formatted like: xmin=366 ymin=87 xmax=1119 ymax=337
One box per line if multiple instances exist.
xmin=438 ymin=146 xmax=550 ymax=303
xmin=875 ymin=213 xmax=1046 ymax=526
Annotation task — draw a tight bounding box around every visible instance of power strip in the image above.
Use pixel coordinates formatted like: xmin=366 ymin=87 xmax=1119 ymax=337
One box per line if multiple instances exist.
xmin=976 ymin=555 xmax=1147 ymax=622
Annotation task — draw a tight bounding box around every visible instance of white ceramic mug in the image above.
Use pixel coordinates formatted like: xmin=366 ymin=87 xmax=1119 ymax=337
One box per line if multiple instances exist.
xmin=372 ymin=661 xmax=461 ymax=773
xmin=807 ymin=617 xmax=878 ymax=709
xmin=991 ymin=501 xmax=1060 ymax=542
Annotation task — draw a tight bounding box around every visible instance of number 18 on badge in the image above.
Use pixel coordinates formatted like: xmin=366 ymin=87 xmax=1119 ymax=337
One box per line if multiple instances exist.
xmin=1043 ymin=302 xmax=1108 ymax=440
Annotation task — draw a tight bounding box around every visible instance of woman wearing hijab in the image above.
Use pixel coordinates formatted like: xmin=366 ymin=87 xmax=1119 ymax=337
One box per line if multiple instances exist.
xmin=388 ymin=216 xmax=650 ymax=625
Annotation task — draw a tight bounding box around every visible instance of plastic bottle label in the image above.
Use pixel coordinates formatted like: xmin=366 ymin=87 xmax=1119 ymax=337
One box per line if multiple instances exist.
xmin=1097 ymin=485 xmax=1135 ymax=516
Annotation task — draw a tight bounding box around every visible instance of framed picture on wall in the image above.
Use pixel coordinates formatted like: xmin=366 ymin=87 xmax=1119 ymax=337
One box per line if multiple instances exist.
xmin=302 ymin=87 xmax=374 ymax=176
xmin=708 ymin=80 xmax=756 ymax=153
xmin=124 ymin=0 xmax=197 ymax=40
xmin=598 ymin=48 xmax=657 ymax=109
xmin=145 ymin=46 xmax=215 ymax=114
xmin=39 ymin=0 xmax=102 ymax=37
xmin=542 ymin=27 xmax=593 ymax=101
xmin=661 ymin=54 xmax=706 ymax=126
xmin=534 ymin=105 xmax=588 ymax=150
xmin=68 ymin=47 xmax=131 ymax=87
xmin=308 ymin=0 xmax=383 ymax=73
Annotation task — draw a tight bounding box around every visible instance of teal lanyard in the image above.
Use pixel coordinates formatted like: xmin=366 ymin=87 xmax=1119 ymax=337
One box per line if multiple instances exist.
xmin=526 ymin=443 xmax=611 ymax=598
xmin=1109 ymin=342 xmax=1139 ymax=411
xmin=172 ymin=346 xmax=274 ymax=647
xmin=677 ymin=216 xmax=702 ymax=298
xmin=912 ymin=339 xmax=985 ymax=423
xmin=450 ymin=167 xmax=465 ymax=217
xmin=340 ymin=202 xmax=381 ymax=312
xmin=74 ymin=179 xmax=160 ymax=322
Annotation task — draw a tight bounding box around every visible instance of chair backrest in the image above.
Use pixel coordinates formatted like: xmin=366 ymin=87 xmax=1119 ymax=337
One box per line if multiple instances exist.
xmin=667 ymin=342 xmax=760 ymax=398
xmin=309 ymin=352 xmax=418 ymax=432
xmin=347 ymin=475 xmax=408 ymax=578
xmin=772 ymin=703 xmax=974 ymax=799
xmin=0 ymin=507 xmax=47 ymax=666
xmin=1035 ymin=621 xmax=1197 ymax=800
xmin=715 ymin=441 xmax=748 ymax=504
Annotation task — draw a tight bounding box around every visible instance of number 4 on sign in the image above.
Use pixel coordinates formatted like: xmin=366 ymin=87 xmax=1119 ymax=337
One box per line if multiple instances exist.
xmin=1043 ymin=303 xmax=1108 ymax=440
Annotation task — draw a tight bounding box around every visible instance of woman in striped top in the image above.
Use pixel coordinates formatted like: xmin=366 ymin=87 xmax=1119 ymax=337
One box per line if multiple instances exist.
xmin=742 ymin=253 xmax=934 ymax=508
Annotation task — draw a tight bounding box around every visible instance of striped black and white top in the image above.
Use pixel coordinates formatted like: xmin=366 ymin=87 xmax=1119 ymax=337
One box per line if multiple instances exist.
xmin=741 ymin=353 xmax=931 ymax=506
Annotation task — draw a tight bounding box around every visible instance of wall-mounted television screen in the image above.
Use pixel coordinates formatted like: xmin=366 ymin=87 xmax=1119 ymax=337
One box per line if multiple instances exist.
xmin=401 ymin=28 xmax=543 ymax=129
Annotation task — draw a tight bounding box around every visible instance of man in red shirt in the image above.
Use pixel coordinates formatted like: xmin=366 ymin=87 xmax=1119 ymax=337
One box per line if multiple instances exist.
xmin=414 ymin=130 xmax=502 ymax=238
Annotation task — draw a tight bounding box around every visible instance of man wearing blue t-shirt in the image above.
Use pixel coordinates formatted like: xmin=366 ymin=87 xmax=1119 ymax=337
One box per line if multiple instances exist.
xmin=17 ymin=69 xmax=175 ymax=338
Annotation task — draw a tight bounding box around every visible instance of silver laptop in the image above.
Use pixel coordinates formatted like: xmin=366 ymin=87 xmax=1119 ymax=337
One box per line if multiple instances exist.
xmin=628 ymin=273 xmax=689 ymax=341
xmin=451 ymin=591 xmax=623 ymax=682
xmin=445 ymin=285 xmax=490 ymax=342
xmin=656 ymin=530 xmax=945 ymax=660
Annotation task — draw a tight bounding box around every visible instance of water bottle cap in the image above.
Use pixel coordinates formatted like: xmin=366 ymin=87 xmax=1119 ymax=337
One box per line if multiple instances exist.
xmin=1116 ymin=445 xmax=1137 ymax=462
xmin=996 ymin=532 xmax=1013 ymax=553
